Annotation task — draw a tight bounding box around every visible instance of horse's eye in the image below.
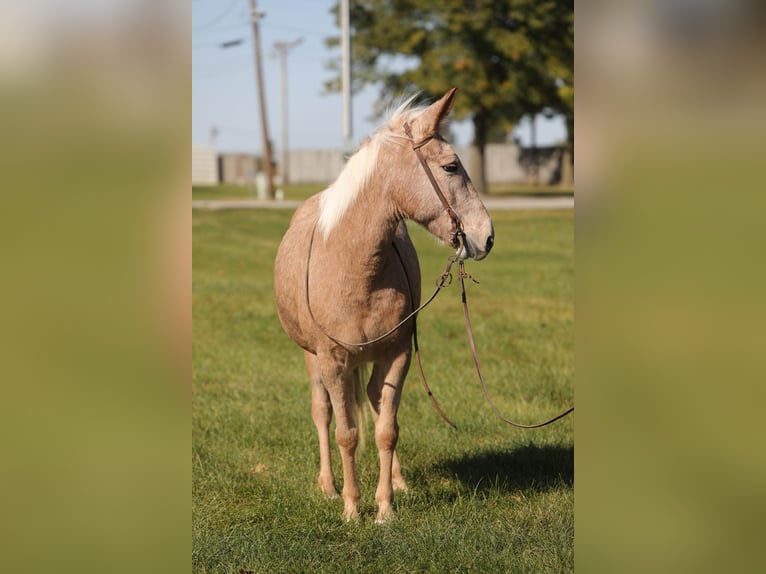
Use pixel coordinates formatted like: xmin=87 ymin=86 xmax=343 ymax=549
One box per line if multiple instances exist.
xmin=442 ymin=162 xmax=459 ymax=174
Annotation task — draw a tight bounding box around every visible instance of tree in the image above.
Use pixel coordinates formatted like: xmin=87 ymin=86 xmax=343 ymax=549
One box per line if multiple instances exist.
xmin=326 ymin=0 xmax=573 ymax=193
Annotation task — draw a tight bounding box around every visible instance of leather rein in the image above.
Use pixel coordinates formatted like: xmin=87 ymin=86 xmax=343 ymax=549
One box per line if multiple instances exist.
xmin=304 ymin=121 xmax=574 ymax=429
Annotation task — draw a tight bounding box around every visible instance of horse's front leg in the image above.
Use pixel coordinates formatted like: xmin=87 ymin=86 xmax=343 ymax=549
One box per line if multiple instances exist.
xmin=370 ymin=351 xmax=410 ymax=523
xmin=319 ymin=356 xmax=361 ymax=521
xmin=367 ymin=364 xmax=408 ymax=494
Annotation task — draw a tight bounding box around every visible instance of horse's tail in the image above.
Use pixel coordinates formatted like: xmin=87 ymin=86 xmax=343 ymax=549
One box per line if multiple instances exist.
xmin=351 ymin=365 xmax=369 ymax=451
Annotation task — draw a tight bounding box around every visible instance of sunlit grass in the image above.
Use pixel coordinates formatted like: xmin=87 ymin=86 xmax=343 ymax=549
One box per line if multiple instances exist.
xmin=489 ymin=183 xmax=574 ymax=196
xmin=193 ymin=208 xmax=573 ymax=573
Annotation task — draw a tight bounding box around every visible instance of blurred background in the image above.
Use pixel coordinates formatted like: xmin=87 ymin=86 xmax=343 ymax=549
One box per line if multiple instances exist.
xmin=1 ymin=0 xmax=765 ymax=572
xmin=577 ymin=1 xmax=766 ymax=573
xmin=0 ymin=1 xmax=189 ymax=573
xmin=192 ymin=0 xmax=574 ymax=200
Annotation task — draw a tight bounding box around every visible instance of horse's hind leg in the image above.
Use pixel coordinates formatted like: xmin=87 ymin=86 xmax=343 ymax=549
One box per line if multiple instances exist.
xmin=305 ymin=351 xmax=337 ymax=498
xmin=368 ymin=351 xmax=411 ymax=523
xmin=367 ymin=364 xmax=408 ymax=493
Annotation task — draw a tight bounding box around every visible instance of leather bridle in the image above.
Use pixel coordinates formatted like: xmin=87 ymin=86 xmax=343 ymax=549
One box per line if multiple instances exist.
xmin=402 ymin=120 xmax=465 ymax=249
xmin=303 ymin=122 xmax=574 ymax=429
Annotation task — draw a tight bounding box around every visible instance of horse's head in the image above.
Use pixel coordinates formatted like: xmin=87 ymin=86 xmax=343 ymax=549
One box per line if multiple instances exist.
xmin=394 ymin=88 xmax=494 ymax=261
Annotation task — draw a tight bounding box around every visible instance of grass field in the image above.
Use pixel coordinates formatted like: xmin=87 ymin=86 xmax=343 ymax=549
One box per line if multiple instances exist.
xmin=192 ymin=206 xmax=574 ymax=573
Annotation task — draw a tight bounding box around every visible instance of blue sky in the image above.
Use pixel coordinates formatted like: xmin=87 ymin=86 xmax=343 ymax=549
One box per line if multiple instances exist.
xmin=192 ymin=0 xmax=566 ymax=153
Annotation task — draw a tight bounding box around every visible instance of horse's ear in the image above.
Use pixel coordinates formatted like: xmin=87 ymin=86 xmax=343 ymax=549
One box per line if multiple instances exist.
xmin=415 ymin=87 xmax=458 ymax=136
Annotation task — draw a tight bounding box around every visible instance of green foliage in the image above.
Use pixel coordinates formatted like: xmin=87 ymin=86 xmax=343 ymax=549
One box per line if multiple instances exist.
xmin=326 ymin=0 xmax=573 ymax=139
xmin=324 ymin=1 xmax=573 ymax=193
xmin=193 ymin=208 xmax=573 ymax=572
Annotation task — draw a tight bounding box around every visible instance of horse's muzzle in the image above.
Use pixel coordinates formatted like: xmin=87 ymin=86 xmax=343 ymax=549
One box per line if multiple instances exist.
xmin=485 ymin=234 xmax=494 ymax=255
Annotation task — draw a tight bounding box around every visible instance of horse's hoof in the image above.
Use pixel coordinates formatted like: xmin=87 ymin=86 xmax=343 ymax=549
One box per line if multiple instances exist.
xmin=375 ymin=509 xmax=395 ymax=524
xmin=320 ymin=487 xmax=339 ymax=499
xmin=318 ymin=479 xmax=338 ymax=499
xmin=342 ymin=507 xmax=360 ymax=522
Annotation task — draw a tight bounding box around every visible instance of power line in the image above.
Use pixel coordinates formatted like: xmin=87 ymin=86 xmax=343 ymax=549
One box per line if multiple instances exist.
xmin=193 ymin=21 xmax=249 ymax=38
xmin=193 ymin=0 xmax=240 ymax=31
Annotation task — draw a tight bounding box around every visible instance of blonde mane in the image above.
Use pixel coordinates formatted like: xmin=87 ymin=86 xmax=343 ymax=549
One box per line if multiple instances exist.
xmin=317 ymin=95 xmax=431 ymax=239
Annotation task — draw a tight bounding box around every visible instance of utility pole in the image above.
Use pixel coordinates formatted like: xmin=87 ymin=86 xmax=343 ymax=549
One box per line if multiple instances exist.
xmin=248 ymin=0 xmax=275 ymax=199
xmin=529 ymin=114 xmax=539 ymax=186
xmin=272 ymin=37 xmax=303 ymax=186
xmin=208 ymin=125 xmax=218 ymax=148
xmin=340 ymin=0 xmax=352 ymax=154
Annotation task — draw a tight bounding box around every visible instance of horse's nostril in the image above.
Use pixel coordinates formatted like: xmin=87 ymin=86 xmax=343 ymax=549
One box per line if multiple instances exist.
xmin=486 ymin=235 xmax=494 ymax=253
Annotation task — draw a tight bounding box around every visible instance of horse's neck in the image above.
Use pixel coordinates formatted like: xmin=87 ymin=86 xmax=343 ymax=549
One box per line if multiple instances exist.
xmin=327 ymin=180 xmax=400 ymax=277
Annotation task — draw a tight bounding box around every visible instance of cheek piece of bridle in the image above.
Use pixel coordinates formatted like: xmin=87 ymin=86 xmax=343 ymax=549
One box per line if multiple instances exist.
xmin=402 ymin=121 xmax=465 ymax=249
xmin=304 ymin=122 xmax=574 ymax=430
xmin=402 ymin=121 xmax=574 ymax=429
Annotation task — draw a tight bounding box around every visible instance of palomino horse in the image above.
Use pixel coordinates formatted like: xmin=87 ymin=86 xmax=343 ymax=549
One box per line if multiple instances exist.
xmin=273 ymin=88 xmax=494 ymax=522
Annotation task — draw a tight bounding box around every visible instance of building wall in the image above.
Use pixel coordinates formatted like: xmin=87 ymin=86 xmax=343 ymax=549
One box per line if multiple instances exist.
xmin=286 ymin=144 xmax=563 ymax=186
xmin=478 ymin=144 xmax=563 ymax=185
xmin=285 ymin=149 xmax=346 ymax=184
xmin=192 ymin=145 xmax=218 ymax=186
xmin=204 ymin=144 xmax=564 ymax=187
xmin=218 ymin=153 xmax=263 ymax=185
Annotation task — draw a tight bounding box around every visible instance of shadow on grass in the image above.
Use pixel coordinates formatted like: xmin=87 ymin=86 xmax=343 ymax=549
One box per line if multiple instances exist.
xmin=432 ymin=444 xmax=573 ymax=493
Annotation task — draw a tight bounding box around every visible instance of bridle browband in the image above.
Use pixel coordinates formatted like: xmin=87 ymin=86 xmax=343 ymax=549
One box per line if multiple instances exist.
xmin=302 ymin=121 xmax=574 ymax=429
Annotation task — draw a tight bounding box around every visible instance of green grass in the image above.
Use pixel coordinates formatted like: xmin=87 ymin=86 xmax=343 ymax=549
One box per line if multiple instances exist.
xmin=489 ymin=183 xmax=574 ymax=196
xmin=193 ymin=208 xmax=573 ymax=573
